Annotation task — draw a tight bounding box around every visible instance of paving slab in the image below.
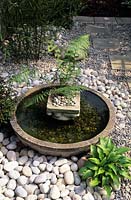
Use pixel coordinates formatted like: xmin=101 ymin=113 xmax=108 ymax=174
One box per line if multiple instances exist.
xmin=116 ymin=17 xmax=131 ymax=24
xmin=73 ymin=16 xmax=94 ymax=23
xmin=93 ymin=38 xmax=120 ymax=51
xmin=110 ymin=54 xmax=131 ymax=70
xmin=94 ymin=17 xmax=117 ymax=24
xmin=86 ymin=25 xmax=108 ymax=34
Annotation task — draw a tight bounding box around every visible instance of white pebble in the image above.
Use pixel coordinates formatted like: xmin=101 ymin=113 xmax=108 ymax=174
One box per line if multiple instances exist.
xmin=4 ymin=189 xmax=14 ymax=198
xmin=50 ymin=185 xmax=60 ymax=199
xmin=6 ymin=142 xmax=17 ymax=150
xmin=46 ymin=163 xmax=53 ymax=172
xmin=22 ymin=166 xmax=32 ymax=177
xmin=7 ymin=151 xmax=16 ymax=161
xmin=34 ymin=173 xmax=47 ymax=184
xmin=25 ymin=194 xmax=37 ymax=200
xmin=24 ymin=184 xmax=38 ymax=195
xmin=17 ymin=176 xmax=28 ymax=185
xmin=32 ymin=160 xmax=40 ymax=167
xmin=61 ymin=189 xmax=69 ymax=197
xmin=9 ymin=170 xmax=20 ymax=179
xmin=31 ymin=166 xmax=40 ymax=174
xmin=0 ymin=132 xmax=4 ymax=142
xmin=60 ymin=164 xmax=70 ymax=174
xmin=40 ymin=183 xmax=50 ymax=194
xmin=7 ymin=179 xmax=16 ymax=190
xmin=39 ymin=163 xmax=46 ymax=171
xmin=19 ymin=156 xmax=28 ymax=165
xmin=0 ymin=176 xmax=9 ymax=186
xmin=15 ymin=186 xmax=28 ymax=198
xmin=1 ymin=146 xmax=8 ymax=155
xmin=64 ymin=171 xmax=74 ymax=185
xmin=55 ymin=159 xmax=68 ymax=166
xmin=71 ymin=163 xmax=78 ymax=171
xmin=4 ymin=161 xmax=18 ymax=172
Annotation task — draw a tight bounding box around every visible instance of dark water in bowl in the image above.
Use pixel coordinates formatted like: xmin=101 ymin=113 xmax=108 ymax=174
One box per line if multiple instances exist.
xmin=16 ymin=89 xmax=109 ymax=144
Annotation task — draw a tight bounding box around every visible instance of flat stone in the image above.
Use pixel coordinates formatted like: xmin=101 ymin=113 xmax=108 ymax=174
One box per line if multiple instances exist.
xmin=74 ymin=16 xmax=94 ymax=24
xmin=116 ymin=17 xmax=131 ymax=24
xmin=104 ymin=17 xmax=117 ymax=24
xmin=93 ymin=38 xmax=120 ymax=50
xmin=110 ymin=54 xmax=131 ymax=70
xmin=86 ymin=25 xmax=108 ymax=34
xmin=94 ymin=17 xmax=105 ymax=24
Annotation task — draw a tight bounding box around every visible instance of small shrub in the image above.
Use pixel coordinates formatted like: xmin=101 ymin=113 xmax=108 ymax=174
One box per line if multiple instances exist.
xmin=0 ymin=0 xmax=81 ymax=60
xmin=79 ymin=137 xmax=131 ymax=198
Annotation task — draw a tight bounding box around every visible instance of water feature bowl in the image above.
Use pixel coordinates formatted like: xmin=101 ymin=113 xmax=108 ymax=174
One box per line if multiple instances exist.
xmin=10 ymin=84 xmax=115 ymax=157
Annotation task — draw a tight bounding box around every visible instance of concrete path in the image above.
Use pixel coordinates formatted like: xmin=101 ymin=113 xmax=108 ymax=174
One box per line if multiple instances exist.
xmin=74 ymin=16 xmax=131 ymax=92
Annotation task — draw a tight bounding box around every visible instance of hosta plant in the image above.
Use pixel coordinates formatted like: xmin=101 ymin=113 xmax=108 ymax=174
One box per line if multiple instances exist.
xmin=79 ymin=137 xmax=131 ymax=198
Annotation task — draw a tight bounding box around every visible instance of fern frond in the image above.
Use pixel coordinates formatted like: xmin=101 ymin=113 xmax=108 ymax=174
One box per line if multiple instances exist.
xmin=65 ymin=35 xmax=90 ymax=60
xmin=23 ymin=90 xmax=49 ymax=107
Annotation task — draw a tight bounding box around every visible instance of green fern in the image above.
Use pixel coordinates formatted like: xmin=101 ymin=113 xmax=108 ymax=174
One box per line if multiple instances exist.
xmin=10 ymin=65 xmax=36 ymax=85
xmin=65 ymin=35 xmax=90 ymax=60
xmin=23 ymin=90 xmax=49 ymax=107
xmin=24 ymin=85 xmax=86 ymax=107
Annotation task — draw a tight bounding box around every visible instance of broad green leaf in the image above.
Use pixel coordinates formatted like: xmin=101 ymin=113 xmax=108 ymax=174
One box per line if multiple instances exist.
xmin=88 ymin=158 xmax=100 ymax=165
xmin=106 ymin=172 xmax=120 ymax=186
xmin=97 ymin=146 xmax=104 ymax=161
xmin=97 ymin=167 xmax=105 ymax=175
xmin=85 ymin=161 xmax=98 ymax=171
xmin=79 ymin=167 xmax=94 ymax=180
xmin=97 ymin=144 xmax=109 ymax=156
xmin=119 ymin=170 xmax=131 ymax=180
xmin=108 ymin=164 xmax=117 ymax=175
xmin=90 ymin=145 xmax=98 ymax=157
xmin=89 ymin=177 xmax=100 ymax=187
xmin=104 ymin=185 xmax=111 ymax=198
xmin=106 ymin=137 xmax=114 ymax=150
xmin=115 ymin=147 xmax=130 ymax=154
xmin=100 ymin=157 xmax=107 ymax=166
xmin=102 ymin=176 xmax=109 ymax=186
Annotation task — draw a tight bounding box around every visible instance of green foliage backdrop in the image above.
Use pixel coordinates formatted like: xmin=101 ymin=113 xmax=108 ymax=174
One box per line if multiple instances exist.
xmin=0 ymin=0 xmax=80 ymax=60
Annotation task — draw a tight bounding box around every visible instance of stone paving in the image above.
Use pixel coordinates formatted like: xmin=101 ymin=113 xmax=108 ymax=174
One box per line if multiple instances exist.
xmin=74 ymin=16 xmax=131 ymax=92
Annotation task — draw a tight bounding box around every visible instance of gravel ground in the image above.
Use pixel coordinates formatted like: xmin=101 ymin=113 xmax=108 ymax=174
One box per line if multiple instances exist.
xmin=0 ymin=22 xmax=131 ymax=200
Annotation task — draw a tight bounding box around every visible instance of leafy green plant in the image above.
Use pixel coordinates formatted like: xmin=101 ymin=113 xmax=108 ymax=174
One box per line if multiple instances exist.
xmin=0 ymin=77 xmax=17 ymax=125
xmin=11 ymin=35 xmax=90 ymax=107
xmin=79 ymin=137 xmax=131 ymax=198
xmin=48 ymin=34 xmax=90 ymax=84
xmin=10 ymin=64 xmax=37 ymax=85
xmin=0 ymin=0 xmax=81 ymax=60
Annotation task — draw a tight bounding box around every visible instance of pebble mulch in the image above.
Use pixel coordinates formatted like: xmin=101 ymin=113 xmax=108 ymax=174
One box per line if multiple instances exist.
xmin=0 ymin=22 xmax=131 ymax=200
